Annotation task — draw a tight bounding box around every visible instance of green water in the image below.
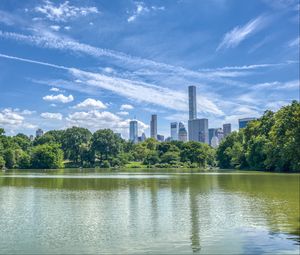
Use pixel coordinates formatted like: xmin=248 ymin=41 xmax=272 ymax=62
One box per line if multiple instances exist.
xmin=0 ymin=169 xmax=299 ymax=254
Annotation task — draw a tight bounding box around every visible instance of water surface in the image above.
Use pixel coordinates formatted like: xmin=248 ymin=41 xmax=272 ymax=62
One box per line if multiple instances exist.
xmin=0 ymin=169 xmax=299 ymax=254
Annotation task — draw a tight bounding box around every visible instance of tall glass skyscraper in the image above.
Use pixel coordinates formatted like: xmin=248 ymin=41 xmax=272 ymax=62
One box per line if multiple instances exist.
xmin=223 ymin=123 xmax=231 ymax=137
xmin=150 ymin=114 xmax=157 ymax=139
xmin=188 ymin=86 xmax=197 ymax=120
xmin=170 ymin=122 xmax=178 ymax=141
xmin=129 ymin=120 xmax=138 ymax=143
xmin=178 ymin=122 xmax=187 ymax=142
xmin=238 ymin=118 xmax=256 ymax=129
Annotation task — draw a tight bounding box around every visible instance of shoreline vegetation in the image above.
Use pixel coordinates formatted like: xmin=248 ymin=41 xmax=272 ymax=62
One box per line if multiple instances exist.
xmin=0 ymin=101 xmax=299 ymax=173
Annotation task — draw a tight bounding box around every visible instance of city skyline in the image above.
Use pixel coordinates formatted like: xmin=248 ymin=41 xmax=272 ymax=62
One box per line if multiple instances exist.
xmin=0 ymin=0 xmax=299 ymax=138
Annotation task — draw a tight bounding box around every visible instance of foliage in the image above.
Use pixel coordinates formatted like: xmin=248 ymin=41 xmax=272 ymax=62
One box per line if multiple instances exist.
xmin=216 ymin=101 xmax=300 ymax=172
xmin=31 ymin=143 xmax=64 ymax=169
xmin=0 ymin=101 xmax=297 ymax=171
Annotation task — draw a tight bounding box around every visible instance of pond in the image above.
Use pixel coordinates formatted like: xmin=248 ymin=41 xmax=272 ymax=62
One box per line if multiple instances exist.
xmin=0 ymin=169 xmax=299 ymax=254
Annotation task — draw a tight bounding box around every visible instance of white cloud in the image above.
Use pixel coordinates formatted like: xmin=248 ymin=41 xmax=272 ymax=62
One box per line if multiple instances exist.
xmin=253 ymin=80 xmax=299 ymax=90
xmin=50 ymin=25 xmax=60 ymax=31
xmin=41 ymin=112 xmax=63 ymax=120
xmin=120 ymin=104 xmax=134 ymax=110
xmin=217 ymin=16 xmax=267 ymax=50
xmin=0 ymin=53 xmax=223 ymax=116
xmin=72 ymin=98 xmax=107 ymax=110
xmin=117 ymin=111 xmax=129 ymax=116
xmin=66 ymin=110 xmax=148 ymax=138
xmin=43 ymin=93 xmax=74 ymax=103
xmin=50 ymin=87 xmax=60 ymax=92
xmin=34 ymin=0 xmax=99 ymax=22
xmin=288 ymin=36 xmax=299 ymax=47
xmin=0 ymin=108 xmax=37 ymax=131
xmin=70 ymin=68 xmax=223 ymax=115
xmin=127 ymin=2 xmax=164 ymax=23
xmin=0 ymin=108 xmax=24 ymax=125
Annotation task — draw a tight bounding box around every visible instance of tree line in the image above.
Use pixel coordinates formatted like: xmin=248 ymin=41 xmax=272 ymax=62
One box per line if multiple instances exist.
xmin=0 ymin=101 xmax=299 ymax=172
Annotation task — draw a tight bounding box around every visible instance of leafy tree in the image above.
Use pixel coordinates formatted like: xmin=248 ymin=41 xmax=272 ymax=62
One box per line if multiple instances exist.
xmin=160 ymin=151 xmax=180 ymax=164
xmin=62 ymin=127 xmax=92 ymax=163
xmin=91 ymin=129 xmax=122 ymax=162
xmin=143 ymin=151 xmax=160 ymax=165
xmin=31 ymin=143 xmax=64 ymax=169
xmin=3 ymin=148 xmax=16 ymax=168
xmin=0 ymin=155 xmax=5 ymax=168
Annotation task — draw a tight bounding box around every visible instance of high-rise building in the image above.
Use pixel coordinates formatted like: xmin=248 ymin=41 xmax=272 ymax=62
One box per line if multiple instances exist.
xmin=216 ymin=128 xmax=223 ymax=142
xmin=239 ymin=118 xmax=256 ymax=129
xmin=188 ymin=118 xmax=209 ymax=144
xmin=178 ymin=122 xmax=187 ymax=142
xmin=36 ymin=128 xmax=44 ymax=138
xmin=209 ymin=128 xmax=217 ymax=145
xmin=223 ymin=123 xmax=231 ymax=138
xmin=150 ymin=114 xmax=157 ymax=139
xmin=157 ymin=134 xmax=164 ymax=142
xmin=129 ymin=120 xmax=138 ymax=143
xmin=188 ymin=85 xmax=197 ymax=120
xmin=170 ymin=122 xmax=178 ymax=141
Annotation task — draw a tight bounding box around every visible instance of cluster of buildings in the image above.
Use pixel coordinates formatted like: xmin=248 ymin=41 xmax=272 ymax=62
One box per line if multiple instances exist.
xmin=34 ymin=86 xmax=255 ymax=147
xmin=129 ymin=85 xmax=256 ymax=147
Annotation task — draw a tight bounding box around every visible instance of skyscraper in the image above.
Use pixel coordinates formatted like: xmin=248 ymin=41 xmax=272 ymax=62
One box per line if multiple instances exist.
xmin=36 ymin=128 xmax=44 ymax=138
xmin=208 ymin=128 xmax=217 ymax=145
xmin=188 ymin=85 xmax=197 ymax=120
xmin=129 ymin=120 xmax=138 ymax=143
xmin=239 ymin=118 xmax=256 ymax=129
xmin=188 ymin=118 xmax=209 ymax=144
xmin=223 ymin=123 xmax=231 ymax=138
xmin=178 ymin=122 xmax=187 ymax=142
xmin=150 ymin=114 xmax=157 ymax=139
xmin=170 ymin=122 xmax=178 ymax=141
xmin=157 ymin=134 xmax=164 ymax=142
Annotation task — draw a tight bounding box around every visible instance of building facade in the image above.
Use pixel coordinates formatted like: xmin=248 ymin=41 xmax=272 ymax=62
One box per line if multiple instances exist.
xmin=188 ymin=85 xmax=197 ymax=120
xmin=157 ymin=134 xmax=164 ymax=142
xmin=178 ymin=122 xmax=187 ymax=142
xmin=188 ymin=118 xmax=209 ymax=144
xmin=223 ymin=123 xmax=231 ymax=138
xmin=170 ymin=122 xmax=178 ymax=141
xmin=239 ymin=118 xmax=256 ymax=129
xmin=150 ymin=114 xmax=157 ymax=140
xmin=129 ymin=120 xmax=138 ymax=143
xmin=36 ymin=128 xmax=44 ymax=138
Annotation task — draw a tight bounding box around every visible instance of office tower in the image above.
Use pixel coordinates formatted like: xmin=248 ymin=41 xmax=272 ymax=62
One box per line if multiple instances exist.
xmin=209 ymin=128 xmax=217 ymax=145
xmin=150 ymin=114 xmax=157 ymax=139
xmin=157 ymin=134 xmax=164 ymax=142
xmin=29 ymin=135 xmax=34 ymax=141
xmin=216 ymin=128 xmax=223 ymax=142
xmin=188 ymin=85 xmax=197 ymax=120
xmin=188 ymin=118 xmax=209 ymax=144
xmin=178 ymin=122 xmax=187 ymax=142
xmin=141 ymin=132 xmax=146 ymax=142
xmin=36 ymin=128 xmax=44 ymax=138
xmin=223 ymin=123 xmax=231 ymax=138
xmin=170 ymin=122 xmax=178 ymax=141
xmin=129 ymin=120 xmax=138 ymax=143
xmin=239 ymin=118 xmax=256 ymax=129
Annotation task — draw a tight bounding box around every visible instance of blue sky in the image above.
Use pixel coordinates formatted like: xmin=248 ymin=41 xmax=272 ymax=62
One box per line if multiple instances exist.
xmin=0 ymin=0 xmax=299 ymax=138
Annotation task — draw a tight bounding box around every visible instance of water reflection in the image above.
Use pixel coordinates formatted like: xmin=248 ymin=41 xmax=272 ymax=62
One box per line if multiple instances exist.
xmin=0 ymin=170 xmax=299 ymax=254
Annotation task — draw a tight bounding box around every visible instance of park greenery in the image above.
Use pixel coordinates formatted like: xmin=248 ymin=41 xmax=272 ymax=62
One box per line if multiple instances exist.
xmin=0 ymin=101 xmax=299 ymax=172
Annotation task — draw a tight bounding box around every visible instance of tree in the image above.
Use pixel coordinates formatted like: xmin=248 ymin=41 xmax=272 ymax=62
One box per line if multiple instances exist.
xmin=62 ymin=127 xmax=92 ymax=163
xmin=143 ymin=151 xmax=160 ymax=165
xmin=3 ymin=148 xmax=16 ymax=168
xmin=31 ymin=143 xmax=64 ymax=169
xmin=0 ymin=155 xmax=5 ymax=168
xmin=91 ymin=129 xmax=122 ymax=162
xmin=160 ymin=151 xmax=180 ymax=164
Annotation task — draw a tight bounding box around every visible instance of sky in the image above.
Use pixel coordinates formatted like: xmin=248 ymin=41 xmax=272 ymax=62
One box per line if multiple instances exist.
xmin=0 ymin=0 xmax=299 ymax=138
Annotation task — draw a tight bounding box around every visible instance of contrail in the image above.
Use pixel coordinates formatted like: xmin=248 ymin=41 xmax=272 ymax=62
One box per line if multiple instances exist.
xmin=0 ymin=53 xmax=70 ymax=70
